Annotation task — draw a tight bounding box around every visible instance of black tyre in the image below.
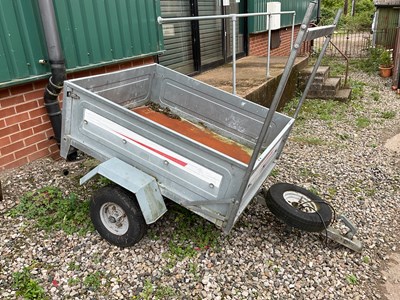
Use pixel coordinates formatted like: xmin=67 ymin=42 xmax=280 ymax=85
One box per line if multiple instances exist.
xmin=90 ymin=185 xmax=147 ymax=247
xmin=265 ymin=183 xmax=332 ymax=232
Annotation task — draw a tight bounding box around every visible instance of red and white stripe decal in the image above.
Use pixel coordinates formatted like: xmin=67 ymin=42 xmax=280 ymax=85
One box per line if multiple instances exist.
xmin=84 ymin=110 xmax=223 ymax=188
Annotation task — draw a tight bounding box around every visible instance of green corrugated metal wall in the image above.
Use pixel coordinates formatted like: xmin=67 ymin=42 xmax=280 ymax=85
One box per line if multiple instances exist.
xmin=248 ymin=0 xmax=317 ymax=34
xmin=0 ymin=0 xmax=163 ymax=85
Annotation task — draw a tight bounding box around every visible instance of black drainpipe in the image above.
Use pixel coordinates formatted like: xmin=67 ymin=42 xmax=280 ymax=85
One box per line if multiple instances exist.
xmin=37 ymin=0 xmax=65 ymax=147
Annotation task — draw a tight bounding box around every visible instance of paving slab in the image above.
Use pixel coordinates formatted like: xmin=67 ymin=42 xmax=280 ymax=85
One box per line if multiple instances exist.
xmin=385 ymin=133 xmax=400 ymax=153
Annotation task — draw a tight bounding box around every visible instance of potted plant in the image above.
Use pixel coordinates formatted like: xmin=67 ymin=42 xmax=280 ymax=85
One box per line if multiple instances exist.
xmin=379 ymin=50 xmax=393 ymax=78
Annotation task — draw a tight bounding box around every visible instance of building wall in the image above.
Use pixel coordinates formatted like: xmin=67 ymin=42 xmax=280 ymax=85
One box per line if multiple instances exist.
xmin=0 ymin=56 xmax=155 ymax=171
xmin=248 ymin=25 xmax=310 ymax=56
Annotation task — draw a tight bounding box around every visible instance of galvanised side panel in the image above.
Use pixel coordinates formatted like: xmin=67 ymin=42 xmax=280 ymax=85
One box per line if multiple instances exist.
xmin=248 ymin=0 xmax=318 ymax=34
xmin=0 ymin=0 xmax=163 ymax=85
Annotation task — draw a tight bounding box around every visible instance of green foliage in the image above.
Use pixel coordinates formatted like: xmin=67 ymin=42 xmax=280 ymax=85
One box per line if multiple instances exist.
xmin=8 ymin=186 xmax=93 ymax=235
xmin=292 ymin=136 xmax=325 ymax=146
xmin=349 ymin=80 xmax=365 ymax=100
xmin=356 ymin=117 xmax=371 ymax=128
xmin=83 ymin=271 xmax=102 ymax=290
xmin=379 ymin=49 xmax=392 ymax=67
xmin=346 ymin=274 xmax=358 ymax=285
xmin=380 ymin=111 xmax=396 ymax=119
xmin=320 ymin=0 xmax=374 ymax=30
xmin=161 ymin=205 xmax=221 ymax=264
xmin=12 ymin=266 xmax=46 ymax=300
xmin=362 ymin=256 xmax=371 ymax=264
xmin=296 ymin=99 xmax=346 ymax=122
xmin=135 ymin=280 xmax=177 ymax=300
xmin=356 ymin=47 xmax=391 ymax=74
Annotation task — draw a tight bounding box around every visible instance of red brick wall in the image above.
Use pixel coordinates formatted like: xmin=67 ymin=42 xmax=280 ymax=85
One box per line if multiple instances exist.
xmin=249 ymin=25 xmax=311 ymax=56
xmin=0 ymin=56 xmax=155 ymax=171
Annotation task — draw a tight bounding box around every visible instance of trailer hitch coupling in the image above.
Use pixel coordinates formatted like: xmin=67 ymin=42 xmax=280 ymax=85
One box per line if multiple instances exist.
xmin=324 ymin=214 xmax=363 ymax=252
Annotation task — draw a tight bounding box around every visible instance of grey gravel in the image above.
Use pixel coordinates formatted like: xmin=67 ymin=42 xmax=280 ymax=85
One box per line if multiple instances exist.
xmin=1 ymin=70 xmax=399 ymax=299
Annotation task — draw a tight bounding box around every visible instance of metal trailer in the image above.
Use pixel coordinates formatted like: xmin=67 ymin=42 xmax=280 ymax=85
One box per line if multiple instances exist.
xmin=60 ymin=2 xmax=362 ymax=251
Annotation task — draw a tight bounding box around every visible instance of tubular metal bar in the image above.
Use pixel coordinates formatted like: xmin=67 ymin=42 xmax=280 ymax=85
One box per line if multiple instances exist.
xmin=328 ymin=40 xmax=349 ymax=87
xmin=224 ymin=1 xmax=318 ymax=233
xmin=291 ymin=13 xmax=296 ymax=50
xmin=267 ymin=15 xmax=272 ymax=77
xmin=157 ymin=11 xmax=296 ymax=24
xmin=232 ymin=15 xmax=237 ymax=94
xmin=293 ymin=9 xmax=343 ymax=120
xmin=158 ymin=11 xmax=296 ymax=94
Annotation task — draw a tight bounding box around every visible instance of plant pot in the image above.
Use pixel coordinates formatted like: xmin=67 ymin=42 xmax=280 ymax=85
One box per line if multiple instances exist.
xmin=379 ymin=65 xmax=393 ymax=78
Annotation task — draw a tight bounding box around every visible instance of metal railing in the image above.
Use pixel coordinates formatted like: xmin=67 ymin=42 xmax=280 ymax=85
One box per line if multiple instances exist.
xmin=158 ymin=10 xmax=296 ymax=95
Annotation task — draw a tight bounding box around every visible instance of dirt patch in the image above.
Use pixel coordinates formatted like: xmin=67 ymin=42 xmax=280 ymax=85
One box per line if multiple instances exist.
xmin=385 ymin=132 xmax=400 ymax=153
xmin=380 ymin=252 xmax=400 ymax=300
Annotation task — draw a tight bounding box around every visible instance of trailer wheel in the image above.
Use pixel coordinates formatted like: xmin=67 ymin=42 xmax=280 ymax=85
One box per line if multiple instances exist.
xmin=90 ymin=185 xmax=147 ymax=247
xmin=265 ymin=183 xmax=332 ymax=232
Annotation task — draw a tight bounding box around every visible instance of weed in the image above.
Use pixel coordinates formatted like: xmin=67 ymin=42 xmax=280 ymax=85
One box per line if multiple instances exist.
xmin=362 ymin=256 xmax=371 ymax=264
xmin=139 ymin=280 xmax=154 ymax=299
xmin=308 ymin=187 xmax=320 ymax=196
xmin=8 ymin=186 xmax=93 ymax=235
xmin=292 ymin=136 xmax=325 ymax=146
xmin=67 ymin=278 xmax=80 ymax=286
xmin=68 ymin=262 xmax=80 ymax=271
xmin=299 ymin=167 xmax=319 ymax=178
xmin=299 ymin=99 xmax=346 ymax=122
xmin=154 ymin=285 xmax=177 ymax=299
xmin=346 ymin=274 xmax=358 ymax=285
xmin=349 ymin=80 xmax=365 ymax=100
xmin=83 ymin=271 xmax=102 ymax=290
xmin=270 ymin=169 xmax=280 ymax=178
xmin=188 ymin=262 xmax=200 ymax=280
xmin=135 ymin=280 xmax=177 ymax=300
xmin=165 ymin=204 xmax=221 ymax=262
xmin=337 ymin=133 xmax=350 ymax=141
xmin=327 ymin=187 xmax=337 ymax=198
xmin=380 ymin=111 xmax=396 ymax=119
xmin=356 ymin=117 xmax=371 ymax=128
xmin=12 ymin=266 xmax=46 ymax=299
xmin=371 ymin=92 xmax=380 ymax=101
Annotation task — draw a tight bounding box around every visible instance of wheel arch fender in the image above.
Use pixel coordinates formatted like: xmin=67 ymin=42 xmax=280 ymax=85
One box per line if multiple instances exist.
xmin=80 ymin=157 xmax=167 ymax=224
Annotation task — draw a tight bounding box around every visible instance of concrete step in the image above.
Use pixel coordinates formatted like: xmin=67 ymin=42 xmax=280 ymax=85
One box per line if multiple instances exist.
xmin=323 ymin=77 xmax=341 ymax=91
xmin=335 ymin=88 xmax=352 ymax=101
xmin=299 ymin=66 xmax=330 ymax=83
xmin=306 ymin=87 xmax=352 ymax=100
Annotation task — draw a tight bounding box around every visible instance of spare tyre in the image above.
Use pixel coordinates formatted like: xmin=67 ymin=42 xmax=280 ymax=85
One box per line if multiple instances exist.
xmin=265 ymin=183 xmax=333 ymax=232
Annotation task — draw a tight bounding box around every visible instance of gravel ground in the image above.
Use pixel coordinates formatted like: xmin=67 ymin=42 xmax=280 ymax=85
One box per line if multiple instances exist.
xmin=1 ymin=70 xmax=399 ymax=299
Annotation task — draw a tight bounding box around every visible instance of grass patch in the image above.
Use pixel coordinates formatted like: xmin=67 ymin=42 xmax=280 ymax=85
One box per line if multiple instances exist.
xmin=134 ymin=280 xmax=178 ymax=300
xmin=380 ymin=111 xmax=396 ymax=119
xmin=12 ymin=265 xmax=47 ymax=299
xmin=284 ymin=98 xmax=347 ymax=123
xmin=346 ymin=274 xmax=358 ymax=285
xmin=292 ymin=136 xmax=325 ymax=146
xmin=356 ymin=117 xmax=371 ymax=128
xmin=83 ymin=271 xmax=103 ymax=290
xmin=349 ymin=79 xmax=365 ymax=100
xmin=162 ymin=205 xmax=221 ymax=263
xmin=8 ymin=186 xmax=93 ymax=235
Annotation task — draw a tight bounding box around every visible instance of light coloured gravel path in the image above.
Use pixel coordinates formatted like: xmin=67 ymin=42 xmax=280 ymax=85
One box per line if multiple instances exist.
xmin=0 ymin=70 xmax=399 ymax=299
